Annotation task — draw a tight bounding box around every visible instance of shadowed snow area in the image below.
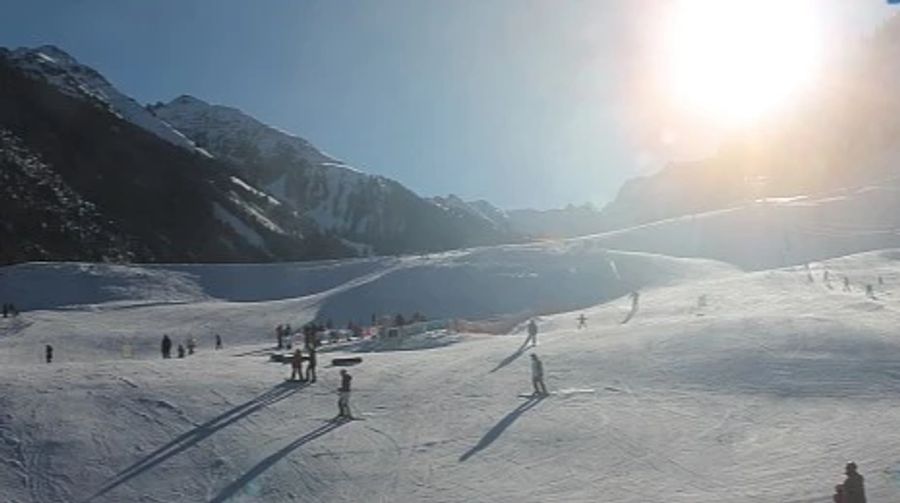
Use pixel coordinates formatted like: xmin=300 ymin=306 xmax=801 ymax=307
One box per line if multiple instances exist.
xmin=0 ymin=242 xmax=733 ymax=363
xmin=3 ymin=246 xmax=900 ymax=501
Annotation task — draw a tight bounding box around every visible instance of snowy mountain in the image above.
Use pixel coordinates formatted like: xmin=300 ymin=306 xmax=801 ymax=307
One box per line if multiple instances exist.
xmin=506 ymin=204 xmax=606 ymax=239
xmin=3 ymin=45 xmax=208 ymax=156
xmin=151 ymin=96 xmax=520 ymax=254
xmin=0 ymin=50 xmax=354 ymax=263
xmin=0 ymin=45 xmax=522 ymax=263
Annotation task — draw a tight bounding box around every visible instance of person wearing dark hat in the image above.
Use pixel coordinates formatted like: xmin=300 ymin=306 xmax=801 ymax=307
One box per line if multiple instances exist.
xmin=841 ymin=462 xmax=866 ymax=503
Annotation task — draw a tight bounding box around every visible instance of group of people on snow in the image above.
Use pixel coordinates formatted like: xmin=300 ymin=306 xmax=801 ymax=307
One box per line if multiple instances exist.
xmin=161 ymin=334 xmax=220 ymax=359
xmin=289 ymin=345 xmax=318 ymax=383
xmin=811 ymin=266 xmax=885 ymax=301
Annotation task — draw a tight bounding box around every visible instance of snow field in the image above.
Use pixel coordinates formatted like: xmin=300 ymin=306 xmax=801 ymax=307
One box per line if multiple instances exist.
xmin=3 ymin=250 xmax=900 ymax=501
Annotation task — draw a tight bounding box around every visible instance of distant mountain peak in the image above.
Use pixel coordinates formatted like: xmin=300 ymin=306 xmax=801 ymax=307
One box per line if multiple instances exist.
xmin=152 ymin=95 xmax=341 ymax=167
xmin=4 ymin=45 xmax=208 ymax=156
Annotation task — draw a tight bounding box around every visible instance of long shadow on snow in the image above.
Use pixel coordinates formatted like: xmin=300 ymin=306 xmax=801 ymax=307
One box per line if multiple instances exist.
xmin=209 ymin=420 xmax=347 ymax=502
xmin=489 ymin=338 xmax=532 ymax=373
xmin=459 ymin=395 xmax=545 ymax=462
xmin=83 ymin=381 xmax=306 ymax=502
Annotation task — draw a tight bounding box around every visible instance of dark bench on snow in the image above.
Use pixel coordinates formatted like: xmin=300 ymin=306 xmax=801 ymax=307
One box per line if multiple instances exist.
xmin=331 ymin=357 xmax=362 ymax=367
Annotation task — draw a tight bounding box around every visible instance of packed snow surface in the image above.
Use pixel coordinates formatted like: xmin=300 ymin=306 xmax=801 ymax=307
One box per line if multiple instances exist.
xmin=3 ymin=244 xmax=900 ymax=502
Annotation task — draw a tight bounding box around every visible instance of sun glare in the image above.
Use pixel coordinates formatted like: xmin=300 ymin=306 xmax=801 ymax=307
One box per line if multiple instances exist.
xmin=662 ymin=0 xmax=824 ymax=126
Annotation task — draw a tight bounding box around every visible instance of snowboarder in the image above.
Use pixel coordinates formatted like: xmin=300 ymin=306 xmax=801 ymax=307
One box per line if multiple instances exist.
xmin=161 ymin=335 xmax=172 ymax=359
xmin=577 ymin=314 xmax=587 ymax=329
xmin=290 ymin=349 xmax=305 ymax=381
xmin=177 ymin=344 xmax=186 ymax=358
xmin=45 ymin=344 xmax=53 ymax=364
xmin=186 ymin=337 xmax=196 ymax=355
xmin=840 ymin=462 xmax=866 ymax=503
xmin=337 ymin=369 xmax=353 ymax=419
xmin=530 ymin=354 xmax=548 ymax=396
xmin=306 ymin=346 xmax=317 ymax=383
xmin=215 ymin=334 xmax=222 ymax=350
xmin=525 ymin=319 xmax=538 ymax=347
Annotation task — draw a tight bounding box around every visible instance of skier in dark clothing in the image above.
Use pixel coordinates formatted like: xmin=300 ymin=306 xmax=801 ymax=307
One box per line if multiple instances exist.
xmin=290 ymin=349 xmax=304 ymax=381
xmin=215 ymin=334 xmax=222 ymax=350
xmin=577 ymin=314 xmax=587 ymax=329
xmin=161 ymin=335 xmax=172 ymax=359
xmin=525 ymin=319 xmax=538 ymax=347
xmin=530 ymin=353 xmax=548 ymax=396
xmin=305 ymin=346 xmax=317 ymax=383
xmin=337 ymin=369 xmax=353 ymax=419
xmin=841 ymin=462 xmax=866 ymax=503
xmin=177 ymin=344 xmax=186 ymax=358
xmin=45 ymin=344 xmax=53 ymax=364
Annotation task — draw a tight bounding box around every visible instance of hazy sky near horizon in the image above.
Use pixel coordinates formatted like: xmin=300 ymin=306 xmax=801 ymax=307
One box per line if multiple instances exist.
xmin=1 ymin=1 xmax=895 ymax=209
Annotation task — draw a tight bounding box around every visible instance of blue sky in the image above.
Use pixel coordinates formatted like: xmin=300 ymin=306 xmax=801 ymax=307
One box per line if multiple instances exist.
xmin=1 ymin=1 xmax=895 ymax=209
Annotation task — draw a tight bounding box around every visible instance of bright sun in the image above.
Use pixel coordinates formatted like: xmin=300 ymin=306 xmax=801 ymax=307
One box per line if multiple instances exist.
xmin=662 ymin=0 xmax=824 ymax=126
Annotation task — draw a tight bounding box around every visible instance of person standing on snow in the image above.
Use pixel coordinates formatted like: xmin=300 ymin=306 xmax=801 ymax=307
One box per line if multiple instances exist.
xmin=290 ymin=348 xmax=304 ymax=382
xmin=161 ymin=335 xmax=172 ymax=359
xmin=305 ymin=346 xmax=317 ymax=383
xmin=577 ymin=314 xmax=587 ymax=329
xmin=177 ymin=344 xmax=186 ymax=359
xmin=530 ymin=354 xmax=548 ymax=396
xmin=525 ymin=319 xmax=538 ymax=347
xmin=337 ymin=369 xmax=353 ymax=419
xmin=840 ymin=462 xmax=866 ymax=503
xmin=186 ymin=337 xmax=196 ymax=355
xmin=215 ymin=334 xmax=222 ymax=350
xmin=45 ymin=344 xmax=53 ymax=364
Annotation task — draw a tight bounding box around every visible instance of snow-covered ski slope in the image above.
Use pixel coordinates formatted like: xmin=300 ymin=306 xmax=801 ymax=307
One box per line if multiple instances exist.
xmin=4 ymin=245 xmax=900 ymax=501
xmin=6 ymin=180 xmax=900 ymax=502
xmin=583 ymin=182 xmax=900 ymax=270
xmin=0 ymin=244 xmax=733 ymax=363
